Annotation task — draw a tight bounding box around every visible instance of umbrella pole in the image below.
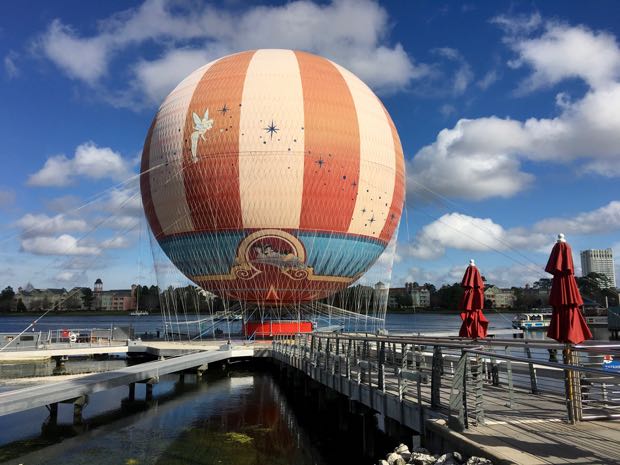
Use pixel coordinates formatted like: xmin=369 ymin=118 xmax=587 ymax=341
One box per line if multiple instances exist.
xmin=562 ymin=345 xmax=575 ymax=424
xmin=562 ymin=344 xmax=582 ymax=423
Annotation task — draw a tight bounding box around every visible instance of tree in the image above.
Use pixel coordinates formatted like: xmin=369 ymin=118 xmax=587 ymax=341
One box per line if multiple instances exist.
xmin=576 ymin=272 xmax=611 ymax=306
xmin=82 ymin=287 xmax=94 ymax=310
xmin=0 ymin=286 xmax=15 ymax=312
xmin=432 ymin=283 xmax=464 ymax=310
xmin=397 ymin=293 xmax=413 ymax=308
xmin=16 ymin=298 xmax=27 ymax=312
xmin=533 ymin=278 xmax=552 ymax=290
xmin=423 ymin=283 xmax=436 ymax=294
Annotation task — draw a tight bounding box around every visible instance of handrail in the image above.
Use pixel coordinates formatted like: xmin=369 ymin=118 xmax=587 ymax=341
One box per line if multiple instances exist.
xmin=464 ymin=348 xmax=620 ymax=379
xmin=310 ymin=332 xmax=620 ymax=353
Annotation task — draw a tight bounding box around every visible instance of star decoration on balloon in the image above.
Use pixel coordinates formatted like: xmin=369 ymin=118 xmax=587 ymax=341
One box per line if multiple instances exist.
xmin=218 ymin=104 xmax=229 ymax=115
xmin=264 ymin=120 xmax=279 ymax=139
xmin=315 ymin=158 xmax=325 ymax=168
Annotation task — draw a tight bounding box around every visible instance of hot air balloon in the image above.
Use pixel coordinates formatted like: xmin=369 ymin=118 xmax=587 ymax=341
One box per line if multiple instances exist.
xmin=140 ymin=49 xmax=405 ymax=309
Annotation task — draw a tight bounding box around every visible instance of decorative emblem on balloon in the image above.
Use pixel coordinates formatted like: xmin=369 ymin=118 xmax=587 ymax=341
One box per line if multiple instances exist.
xmin=190 ymin=109 xmax=214 ymax=162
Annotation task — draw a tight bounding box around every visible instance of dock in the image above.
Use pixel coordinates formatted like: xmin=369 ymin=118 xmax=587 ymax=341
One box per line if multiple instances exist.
xmin=0 ymin=344 xmax=256 ymax=417
xmin=272 ymin=333 xmax=620 ymax=464
xmin=1 ymin=334 xmax=619 ymax=464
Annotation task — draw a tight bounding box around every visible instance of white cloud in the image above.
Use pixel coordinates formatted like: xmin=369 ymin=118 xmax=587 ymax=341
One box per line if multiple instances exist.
xmin=16 ymin=213 xmax=89 ymax=239
xmin=104 ymin=215 xmax=141 ymax=231
xmin=433 ymin=48 xmax=474 ymax=95
xmin=130 ymin=49 xmax=216 ymax=105
xmin=533 ymin=200 xmax=620 ymax=236
xmin=484 ymin=263 xmax=546 ymax=288
xmin=28 ymin=142 xmax=132 ymax=187
xmin=409 ymin=21 xmax=620 ymax=201
xmin=407 ymin=212 xmax=533 ymax=260
xmin=0 ymin=189 xmax=15 ymax=208
xmin=44 ymin=195 xmax=82 ymax=213
xmin=491 ymin=13 xmax=542 ymax=36
xmin=37 ymin=0 xmax=427 ymax=106
xmin=477 ymin=69 xmax=498 ymax=89
xmin=104 ymin=188 xmax=142 ymax=216
xmin=55 ymin=270 xmax=86 ymax=283
xmin=408 ymin=117 xmax=535 ymax=201
xmin=439 ymin=104 xmax=456 ymax=117
xmin=21 ymin=234 xmax=100 ymax=256
xmin=39 ymin=20 xmax=109 ymax=83
xmin=408 ymin=200 xmax=620 ymax=260
xmin=510 ymin=23 xmax=620 ymax=92
xmin=101 ymin=236 xmax=131 ymax=249
xmin=4 ymin=51 xmax=19 ymax=78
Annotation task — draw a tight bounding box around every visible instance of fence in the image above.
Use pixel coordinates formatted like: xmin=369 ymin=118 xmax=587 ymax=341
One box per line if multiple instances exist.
xmin=272 ymin=332 xmax=620 ymax=431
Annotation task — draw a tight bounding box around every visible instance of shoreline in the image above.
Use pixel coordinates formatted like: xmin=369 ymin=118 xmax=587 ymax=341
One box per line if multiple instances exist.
xmin=0 ymin=311 xmax=157 ymax=317
xmin=386 ymin=308 xmax=517 ymax=315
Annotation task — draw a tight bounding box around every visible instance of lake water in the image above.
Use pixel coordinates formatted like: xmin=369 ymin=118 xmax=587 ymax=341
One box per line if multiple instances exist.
xmin=0 ymin=311 xmax=612 ymax=464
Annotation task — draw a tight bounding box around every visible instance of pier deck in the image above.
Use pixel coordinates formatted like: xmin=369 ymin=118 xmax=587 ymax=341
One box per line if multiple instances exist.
xmin=0 ymin=344 xmax=256 ymax=417
xmin=272 ymin=333 xmax=620 ymax=465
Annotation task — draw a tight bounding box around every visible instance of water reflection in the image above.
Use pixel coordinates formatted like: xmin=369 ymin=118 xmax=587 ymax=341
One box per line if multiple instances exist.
xmin=0 ymin=370 xmax=330 ymax=465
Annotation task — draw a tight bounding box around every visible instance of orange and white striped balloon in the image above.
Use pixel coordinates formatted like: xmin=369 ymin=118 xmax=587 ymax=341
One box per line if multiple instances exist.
xmin=141 ymin=49 xmax=405 ymax=303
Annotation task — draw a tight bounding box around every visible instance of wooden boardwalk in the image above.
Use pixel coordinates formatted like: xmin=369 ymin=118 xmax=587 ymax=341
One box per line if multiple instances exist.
xmin=272 ymin=334 xmax=620 ymax=465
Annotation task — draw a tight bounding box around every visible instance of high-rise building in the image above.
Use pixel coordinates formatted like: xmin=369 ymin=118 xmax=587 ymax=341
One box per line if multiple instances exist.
xmin=580 ymin=248 xmax=616 ymax=288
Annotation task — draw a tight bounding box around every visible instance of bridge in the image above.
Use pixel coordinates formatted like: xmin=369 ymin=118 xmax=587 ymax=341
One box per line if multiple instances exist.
xmin=1 ymin=333 xmax=619 ymax=464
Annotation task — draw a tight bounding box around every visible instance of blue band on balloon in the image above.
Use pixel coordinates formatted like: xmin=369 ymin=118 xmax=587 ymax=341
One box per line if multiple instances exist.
xmin=158 ymin=230 xmax=385 ymax=278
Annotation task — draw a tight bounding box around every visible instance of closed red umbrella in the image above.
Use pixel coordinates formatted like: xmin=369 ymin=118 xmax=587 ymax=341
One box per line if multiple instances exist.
xmin=459 ymin=259 xmax=489 ymax=338
xmin=546 ymin=234 xmax=592 ymax=344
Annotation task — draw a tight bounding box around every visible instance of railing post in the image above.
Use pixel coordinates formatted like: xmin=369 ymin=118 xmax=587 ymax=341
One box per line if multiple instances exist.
xmin=431 ymin=345 xmax=442 ymax=409
xmin=525 ymin=345 xmax=539 ymax=394
xmin=448 ymin=351 xmax=468 ymax=431
xmin=505 ymin=347 xmax=514 ymax=408
xmin=470 ymin=354 xmax=484 ymax=425
xmin=325 ymin=337 xmax=330 ymax=371
xmin=572 ymin=350 xmax=584 ymax=422
xmin=378 ymin=341 xmax=385 ymax=392
xmin=417 ymin=375 xmax=424 ymax=436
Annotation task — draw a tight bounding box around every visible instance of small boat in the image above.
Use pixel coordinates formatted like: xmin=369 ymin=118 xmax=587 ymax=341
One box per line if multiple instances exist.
xmin=130 ymin=310 xmax=150 ymax=316
xmin=582 ymin=307 xmax=608 ymax=326
xmin=512 ymin=309 xmax=553 ymax=330
xmin=584 ymin=315 xmax=608 ymax=326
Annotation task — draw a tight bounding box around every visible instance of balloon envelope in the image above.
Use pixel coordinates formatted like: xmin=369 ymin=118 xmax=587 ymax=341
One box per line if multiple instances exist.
xmin=140 ymin=49 xmax=405 ymax=303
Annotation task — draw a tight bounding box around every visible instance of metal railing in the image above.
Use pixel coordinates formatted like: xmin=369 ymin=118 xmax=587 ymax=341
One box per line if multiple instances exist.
xmin=0 ymin=327 xmax=131 ymax=351
xmin=271 ymin=332 xmax=620 ymax=430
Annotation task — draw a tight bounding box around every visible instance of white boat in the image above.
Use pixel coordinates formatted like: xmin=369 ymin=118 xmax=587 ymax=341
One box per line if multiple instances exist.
xmin=584 ymin=315 xmax=608 ymax=326
xmin=512 ymin=310 xmax=552 ymax=330
xmin=513 ymin=309 xmax=608 ymax=329
xmin=130 ymin=310 xmax=150 ymax=316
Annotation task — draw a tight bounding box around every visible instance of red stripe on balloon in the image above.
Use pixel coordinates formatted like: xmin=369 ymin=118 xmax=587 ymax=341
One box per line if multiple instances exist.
xmin=295 ymin=51 xmax=360 ymax=232
xmin=182 ymin=51 xmax=255 ymax=231
xmin=140 ymin=118 xmax=164 ymax=238
xmin=379 ymin=106 xmax=405 ymax=242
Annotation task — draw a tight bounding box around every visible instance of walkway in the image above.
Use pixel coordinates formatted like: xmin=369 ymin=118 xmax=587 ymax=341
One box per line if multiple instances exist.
xmin=0 ymin=344 xmax=255 ymax=417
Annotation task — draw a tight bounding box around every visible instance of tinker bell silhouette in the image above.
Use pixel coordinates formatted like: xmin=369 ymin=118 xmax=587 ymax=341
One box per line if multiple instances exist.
xmin=190 ymin=109 xmax=214 ymax=162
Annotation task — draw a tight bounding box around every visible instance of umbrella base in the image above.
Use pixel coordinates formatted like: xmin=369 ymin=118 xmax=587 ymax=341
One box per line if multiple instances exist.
xmin=459 ymin=309 xmax=489 ymax=339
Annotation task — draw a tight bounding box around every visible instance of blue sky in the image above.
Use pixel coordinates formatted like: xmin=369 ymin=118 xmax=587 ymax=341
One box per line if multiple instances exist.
xmin=1 ymin=0 xmax=619 ymax=290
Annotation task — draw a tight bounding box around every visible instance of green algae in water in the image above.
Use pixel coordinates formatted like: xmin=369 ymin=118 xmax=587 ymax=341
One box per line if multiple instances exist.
xmin=225 ymin=432 xmax=254 ymax=444
xmin=155 ymin=430 xmax=257 ymax=465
